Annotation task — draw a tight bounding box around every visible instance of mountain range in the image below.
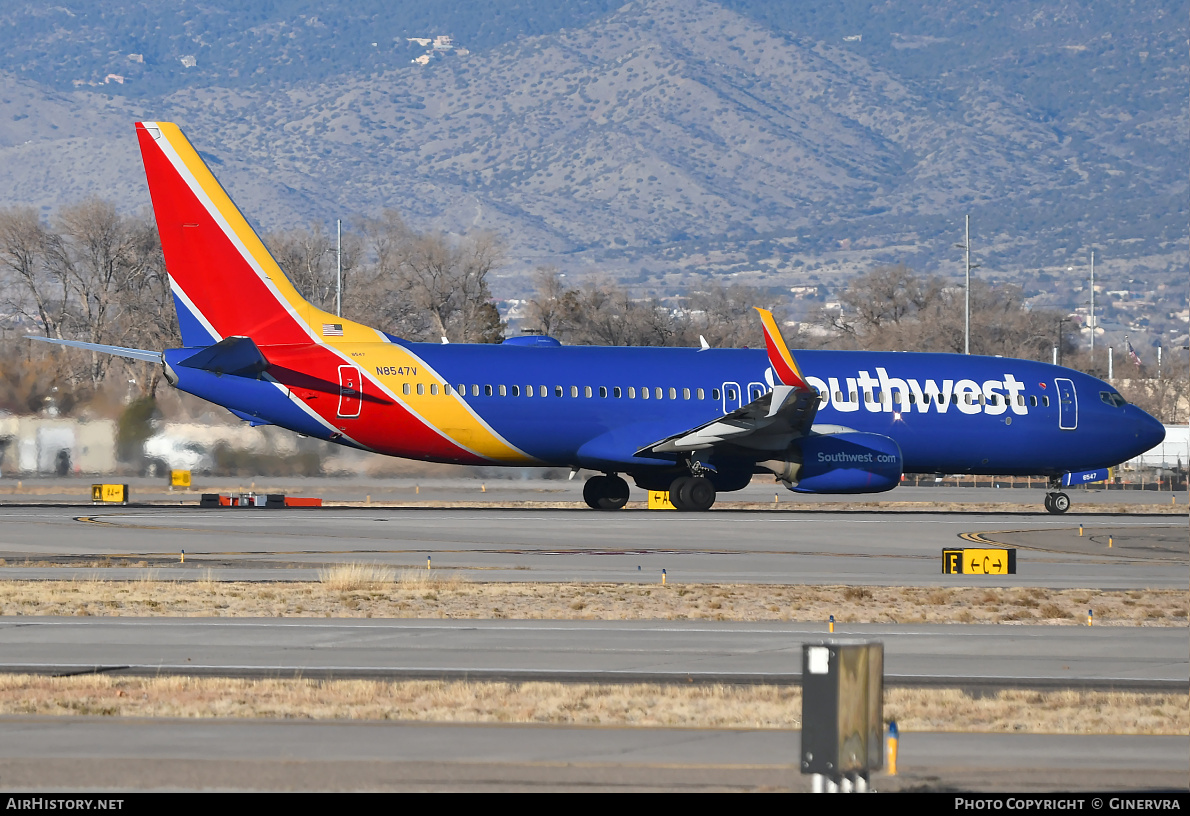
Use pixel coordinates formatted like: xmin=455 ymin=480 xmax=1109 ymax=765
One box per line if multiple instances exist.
xmin=0 ymin=0 xmax=1184 ymax=335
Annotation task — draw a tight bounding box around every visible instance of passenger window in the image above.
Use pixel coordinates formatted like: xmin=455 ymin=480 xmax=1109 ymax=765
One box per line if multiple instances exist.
xmin=431 ymin=384 xmax=439 ymax=396
xmin=642 ymin=387 xmax=650 ymax=400
xmin=978 ymin=394 xmax=985 ymax=405
xmin=599 ymin=386 xmax=608 ymax=398
xmin=834 ymin=391 xmax=842 ymax=402
xmin=894 ymin=392 xmax=903 ymax=405
xmin=613 ymin=387 xmax=621 ymax=398
xmin=570 ymin=386 xmax=578 ymax=398
xmin=585 ymin=386 xmax=593 ymax=398
xmin=471 ymin=384 xmax=479 ymax=397
xmin=907 ymin=393 xmax=914 ymax=405
xmin=697 ymin=388 xmax=704 ymax=400
xmin=628 ymin=387 xmax=635 ymax=398
xmin=498 ymin=385 xmax=507 ymax=396
xmin=417 ymin=383 xmax=425 ymax=396
xmin=1030 ymin=395 xmax=1037 ymax=407
xmin=656 ymin=387 xmax=664 ymax=400
xmin=484 ymin=385 xmax=493 ymax=396
xmin=668 ymin=387 xmax=676 ymax=400
xmin=555 ymin=386 xmax=563 ymax=397
xmin=402 ymin=383 xmax=411 ymax=396
xmin=1043 ymin=396 xmax=1050 ymax=407
xmin=727 ymin=389 xmax=736 ymax=400
xmin=851 ymin=391 xmax=858 ymax=402
xmin=457 ymin=384 xmax=465 ymax=395
xmin=683 ymin=388 xmax=690 ymax=400
xmin=713 ymin=388 xmax=721 ymax=400
xmin=512 ymin=385 xmax=520 ymax=397
xmin=445 ymin=384 xmax=452 ymax=395
xmin=540 ymin=385 xmax=547 ymax=397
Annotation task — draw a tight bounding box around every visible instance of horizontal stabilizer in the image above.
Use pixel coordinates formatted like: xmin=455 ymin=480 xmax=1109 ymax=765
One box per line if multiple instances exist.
xmin=177 ymin=336 xmax=269 ymax=377
xmin=228 ymin=408 xmax=274 ymax=427
xmin=26 ymin=336 xmax=160 ymax=363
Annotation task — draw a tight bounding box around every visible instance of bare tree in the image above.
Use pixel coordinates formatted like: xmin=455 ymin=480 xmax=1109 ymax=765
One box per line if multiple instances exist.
xmin=0 ymin=206 xmax=67 ymax=338
xmin=397 ymin=230 xmax=504 ymax=343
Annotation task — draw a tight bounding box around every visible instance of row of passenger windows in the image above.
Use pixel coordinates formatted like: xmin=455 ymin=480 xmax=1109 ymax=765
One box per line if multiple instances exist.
xmin=401 ymin=383 xmax=733 ymax=400
xmin=830 ymin=390 xmax=1051 ymax=408
xmin=399 ymin=381 xmax=1057 ymax=408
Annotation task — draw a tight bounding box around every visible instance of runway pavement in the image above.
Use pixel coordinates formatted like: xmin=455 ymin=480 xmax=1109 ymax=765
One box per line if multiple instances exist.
xmin=0 ymin=717 xmax=1184 ymax=791
xmin=0 ymin=503 xmax=1182 ymax=588
xmin=1 ymin=618 xmax=1184 ymax=690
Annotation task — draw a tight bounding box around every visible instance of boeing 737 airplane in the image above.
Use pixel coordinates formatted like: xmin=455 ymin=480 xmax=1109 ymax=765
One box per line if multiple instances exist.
xmin=32 ymin=123 xmax=1165 ymax=513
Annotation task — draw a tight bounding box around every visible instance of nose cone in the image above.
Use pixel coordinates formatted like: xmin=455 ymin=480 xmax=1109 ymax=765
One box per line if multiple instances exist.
xmin=1126 ymin=406 xmax=1165 ymax=458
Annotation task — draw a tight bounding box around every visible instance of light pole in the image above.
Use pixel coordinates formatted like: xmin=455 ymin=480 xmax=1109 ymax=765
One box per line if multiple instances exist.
xmin=1056 ymin=317 xmax=1070 ymax=367
xmin=1089 ymin=250 xmax=1095 ymax=364
xmin=954 ymin=215 xmax=980 ymax=355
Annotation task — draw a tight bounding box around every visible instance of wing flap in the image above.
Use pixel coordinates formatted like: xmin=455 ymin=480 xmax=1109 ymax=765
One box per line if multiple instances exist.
xmin=637 ymin=385 xmax=821 ymax=456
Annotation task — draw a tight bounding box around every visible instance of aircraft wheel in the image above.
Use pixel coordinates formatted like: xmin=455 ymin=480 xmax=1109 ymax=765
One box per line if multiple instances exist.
xmin=669 ymin=476 xmax=695 ymax=511
xmin=583 ymin=475 xmax=608 ymax=509
xmin=681 ymin=476 xmax=716 ymax=512
xmin=1043 ymin=493 xmax=1054 ymax=513
xmin=596 ymin=475 xmax=630 ymax=510
xmin=1050 ymin=492 xmax=1071 ymax=514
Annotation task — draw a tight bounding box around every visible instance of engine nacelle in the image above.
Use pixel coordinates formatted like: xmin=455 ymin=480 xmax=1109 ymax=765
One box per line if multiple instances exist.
xmin=760 ymin=432 xmax=903 ymax=494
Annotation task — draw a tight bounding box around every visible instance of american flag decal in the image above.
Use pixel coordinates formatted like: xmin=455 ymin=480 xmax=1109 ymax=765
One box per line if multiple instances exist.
xmin=322 ymin=323 xmax=344 ymax=337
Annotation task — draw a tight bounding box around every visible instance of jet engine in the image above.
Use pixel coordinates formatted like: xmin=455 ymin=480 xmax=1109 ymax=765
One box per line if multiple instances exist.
xmin=759 ymin=432 xmax=902 ymax=494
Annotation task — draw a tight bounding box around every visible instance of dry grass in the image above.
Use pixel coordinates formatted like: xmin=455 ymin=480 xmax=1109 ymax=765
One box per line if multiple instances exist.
xmin=0 ymin=580 xmax=1182 ymax=625
xmin=0 ymin=674 xmax=1180 ymax=735
xmin=318 ymin=562 xmax=397 ymax=591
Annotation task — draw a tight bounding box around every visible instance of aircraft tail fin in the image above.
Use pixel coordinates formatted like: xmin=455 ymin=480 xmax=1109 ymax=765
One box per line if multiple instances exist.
xmin=134 ymin=121 xmax=374 ymax=348
xmin=755 ymin=308 xmax=808 ymax=390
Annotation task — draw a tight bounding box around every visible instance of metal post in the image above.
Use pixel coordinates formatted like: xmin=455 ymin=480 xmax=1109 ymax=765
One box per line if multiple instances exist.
xmin=336 ymin=219 xmax=342 ymax=318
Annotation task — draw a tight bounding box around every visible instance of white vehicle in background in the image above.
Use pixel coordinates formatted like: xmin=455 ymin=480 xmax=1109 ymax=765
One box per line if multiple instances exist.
xmin=142 ymin=433 xmax=213 ymax=477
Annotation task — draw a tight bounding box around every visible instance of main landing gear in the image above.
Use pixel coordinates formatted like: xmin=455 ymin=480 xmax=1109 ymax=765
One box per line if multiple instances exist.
xmin=1044 ymin=492 xmax=1071 ymax=514
xmin=583 ymin=474 xmax=630 ymax=510
xmin=668 ymin=475 xmax=716 ymax=511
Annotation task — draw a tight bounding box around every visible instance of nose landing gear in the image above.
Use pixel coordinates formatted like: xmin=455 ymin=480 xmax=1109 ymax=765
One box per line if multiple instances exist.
xmin=1043 ymin=476 xmax=1071 ymax=513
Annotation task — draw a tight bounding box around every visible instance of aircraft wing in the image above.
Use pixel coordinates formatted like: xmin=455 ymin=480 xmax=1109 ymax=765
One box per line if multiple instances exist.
xmin=636 ymin=308 xmax=820 ymax=456
xmin=636 ymin=383 xmax=820 ymax=455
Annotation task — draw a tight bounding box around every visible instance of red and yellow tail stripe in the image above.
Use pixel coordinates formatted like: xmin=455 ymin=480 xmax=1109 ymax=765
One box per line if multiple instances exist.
xmin=755 ymin=308 xmax=808 ymax=390
xmin=136 ymin=121 xmax=533 ymax=464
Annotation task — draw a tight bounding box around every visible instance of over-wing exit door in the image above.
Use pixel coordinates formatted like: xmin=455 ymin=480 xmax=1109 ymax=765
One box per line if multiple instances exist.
xmin=338 ymin=365 xmax=362 ymax=418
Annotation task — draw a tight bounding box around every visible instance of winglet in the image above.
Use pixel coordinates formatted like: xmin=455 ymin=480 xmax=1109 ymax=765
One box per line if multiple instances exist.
xmin=755 ymin=308 xmax=808 ymax=389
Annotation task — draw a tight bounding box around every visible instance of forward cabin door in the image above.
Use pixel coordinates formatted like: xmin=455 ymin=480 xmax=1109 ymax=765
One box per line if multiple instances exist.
xmin=1054 ymin=378 xmax=1077 ymax=430
xmin=338 ymin=365 xmax=362 ymax=418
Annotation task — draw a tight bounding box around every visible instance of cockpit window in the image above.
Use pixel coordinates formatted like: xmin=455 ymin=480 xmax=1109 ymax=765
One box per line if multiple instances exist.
xmin=1100 ymin=391 xmax=1127 ymax=408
